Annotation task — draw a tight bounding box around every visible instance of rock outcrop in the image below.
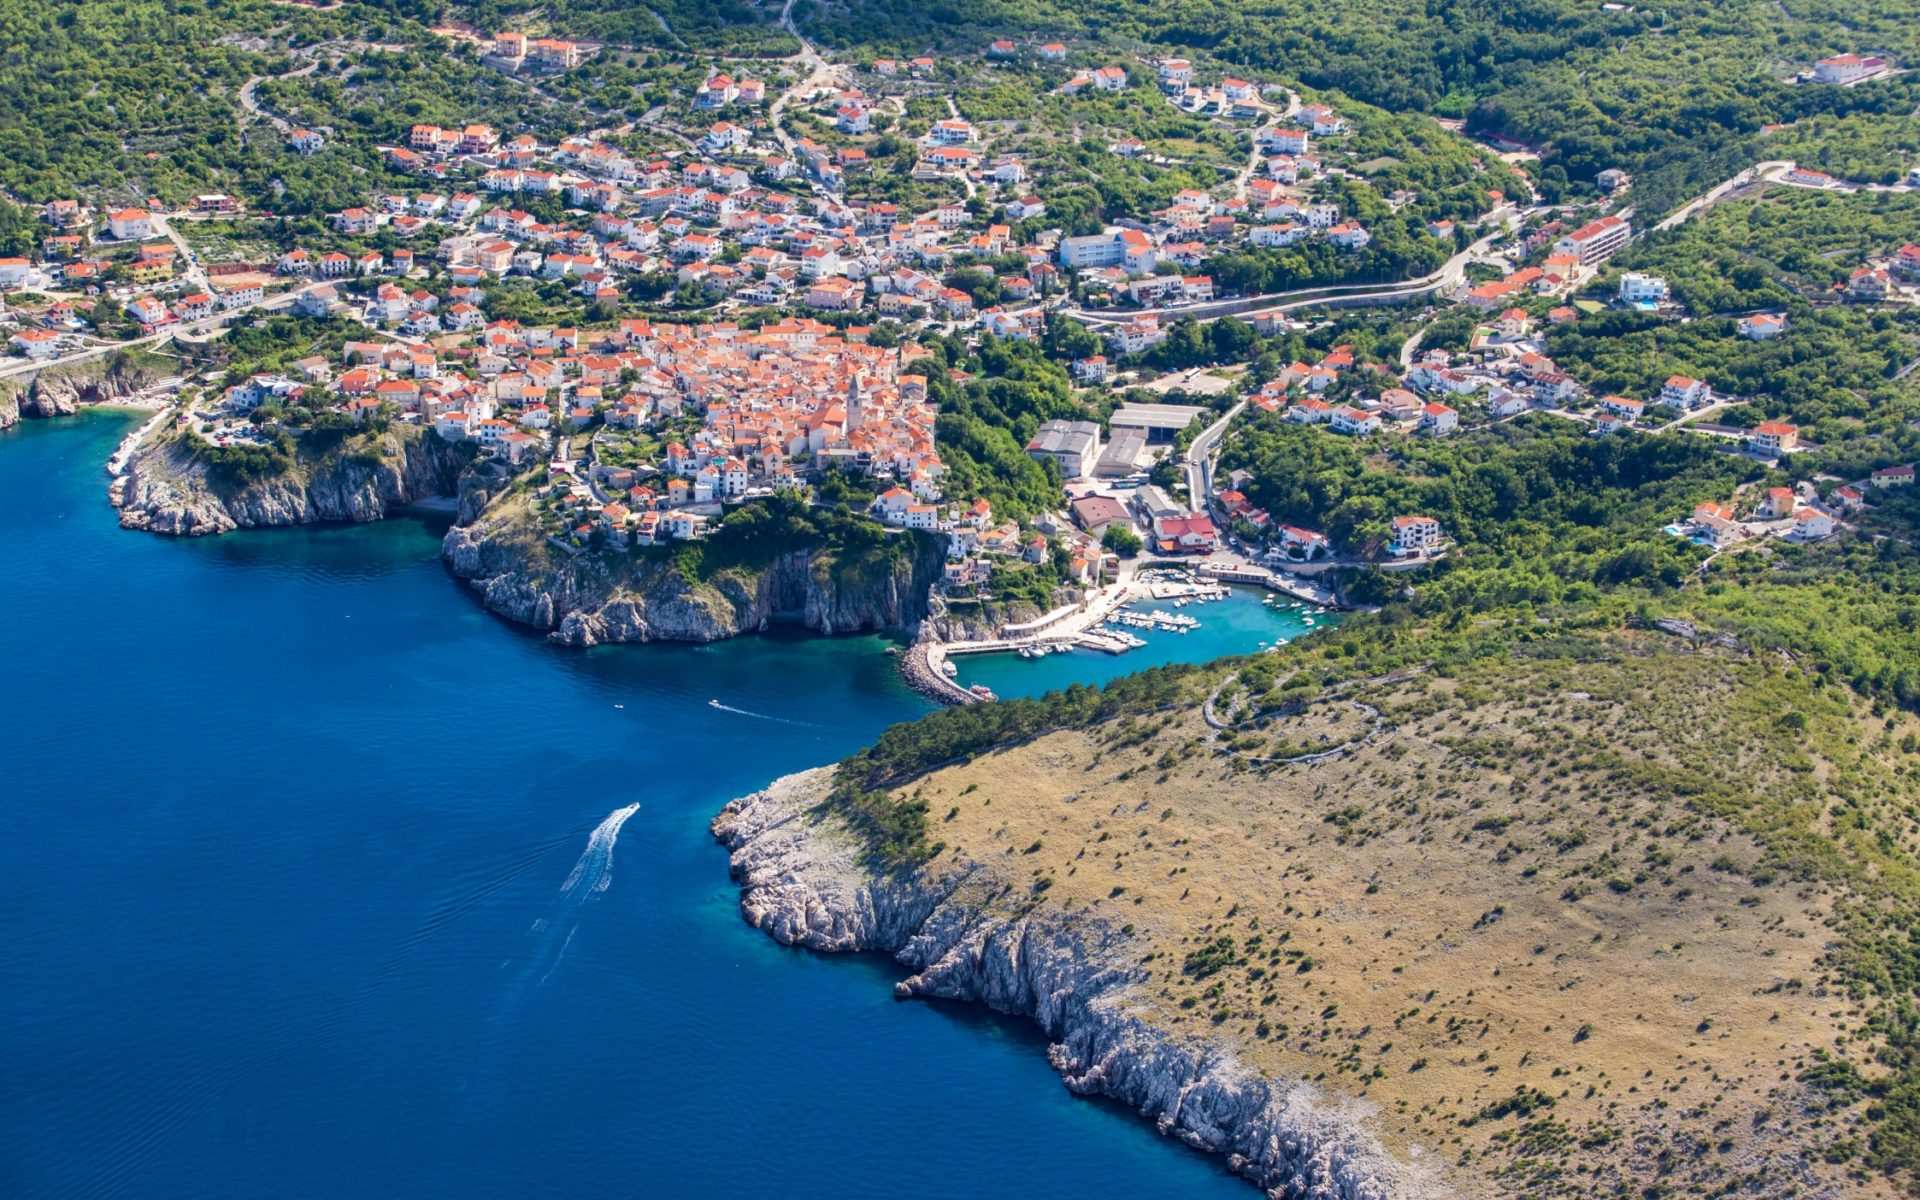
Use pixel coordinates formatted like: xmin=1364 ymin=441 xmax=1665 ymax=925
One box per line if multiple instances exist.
xmin=443 ymin=519 xmax=946 ymax=645
xmin=713 ymin=771 xmax=1433 ymax=1200
xmin=114 ymin=426 xmax=471 ymax=536
xmin=1 ymin=351 xmax=172 ymax=429
xmin=8 ymin=352 xmax=170 ymax=424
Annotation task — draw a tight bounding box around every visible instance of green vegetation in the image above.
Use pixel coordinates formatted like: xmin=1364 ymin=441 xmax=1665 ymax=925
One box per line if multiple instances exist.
xmin=433 ymin=0 xmax=796 ymax=54
xmin=1220 ymin=413 xmax=1748 ymax=608
xmin=910 ymin=335 xmax=1094 ymax=522
xmin=796 ymin=0 xmax=1920 ymax=221
xmin=1611 ymin=188 xmax=1920 ymax=313
xmin=1101 ymin=522 xmax=1142 ymax=556
xmin=1548 ymin=306 xmax=1920 ymax=441
xmin=664 ymin=495 xmax=931 ymax=585
xmin=1762 ymin=111 xmax=1920 ymax=185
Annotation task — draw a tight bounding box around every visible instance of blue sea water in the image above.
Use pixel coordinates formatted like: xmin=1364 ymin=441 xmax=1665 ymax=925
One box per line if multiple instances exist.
xmin=952 ymin=590 xmax=1331 ymax=698
xmin=0 ymin=412 xmax=1270 ymax=1200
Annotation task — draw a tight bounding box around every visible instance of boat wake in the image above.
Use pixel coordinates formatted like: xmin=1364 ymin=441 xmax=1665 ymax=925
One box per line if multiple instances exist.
xmin=511 ymin=803 xmax=639 ymax=989
xmin=558 ymin=802 xmax=640 ymax=898
xmin=707 ymin=698 xmax=816 ymax=727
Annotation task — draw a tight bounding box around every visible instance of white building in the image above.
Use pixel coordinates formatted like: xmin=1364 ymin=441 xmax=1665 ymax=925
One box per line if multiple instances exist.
xmin=106 ymin=208 xmax=153 ymax=240
xmin=1388 ymin=515 xmax=1443 ymax=556
xmin=1812 ymin=54 xmax=1885 ymax=84
xmin=1555 ymin=215 xmax=1631 ymax=266
xmin=1026 ymin=419 xmax=1103 ymax=479
xmin=1618 ymin=273 xmax=1669 ymax=304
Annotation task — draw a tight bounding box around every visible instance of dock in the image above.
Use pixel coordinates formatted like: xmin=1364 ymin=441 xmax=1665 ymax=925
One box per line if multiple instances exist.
xmin=1196 ymin=561 xmax=1341 ymax=607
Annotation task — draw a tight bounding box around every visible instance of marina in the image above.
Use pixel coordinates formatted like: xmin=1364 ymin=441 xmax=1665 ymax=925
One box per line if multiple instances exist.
xmin=950 ymin=584 xmax=1339 ymax=698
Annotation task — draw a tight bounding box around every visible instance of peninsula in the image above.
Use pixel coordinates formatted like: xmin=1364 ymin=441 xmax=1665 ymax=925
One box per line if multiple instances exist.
xmin=719 ymin=622 xmax=1920 ymax=1199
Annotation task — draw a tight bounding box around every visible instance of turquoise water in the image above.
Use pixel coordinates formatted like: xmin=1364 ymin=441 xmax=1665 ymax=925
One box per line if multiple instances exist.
xmin=954 ymin=589 xmax=1333 ymax=697
xmin=0 ymin=412 xmax=1266 ymax=1200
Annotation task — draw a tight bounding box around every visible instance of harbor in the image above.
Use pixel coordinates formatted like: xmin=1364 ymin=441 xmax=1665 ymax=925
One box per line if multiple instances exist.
xmin=945 ymin=581 xmax=1339 ymax=700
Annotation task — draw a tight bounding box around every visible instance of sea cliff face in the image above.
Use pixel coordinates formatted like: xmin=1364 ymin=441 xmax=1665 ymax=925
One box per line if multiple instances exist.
xmin=713 ymin=771 xmax=1427 ymax=1200
xmin=0 ymin=352 xmax=171 ymax=429
xmin=113 ymin=426 xmax=472 ymax=536
xmin=442 ymin=520 xmax=946 ymax=646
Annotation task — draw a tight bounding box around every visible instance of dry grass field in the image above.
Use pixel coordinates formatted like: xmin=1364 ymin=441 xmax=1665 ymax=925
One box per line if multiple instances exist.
xmin=862 ymin=633 xmax=1920 ymax=1197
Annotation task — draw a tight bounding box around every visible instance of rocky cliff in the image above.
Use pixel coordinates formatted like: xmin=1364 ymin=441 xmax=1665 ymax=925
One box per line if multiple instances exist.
xmin=0 ymin=351 xmax=172 ymax=429
xmin=713 ymin=770 xmax=1427 ymax=1200
xmin=443 ymin=515 xmax=946 ymax=646
xmin=113 ymin=425 xmax=473 ymax=536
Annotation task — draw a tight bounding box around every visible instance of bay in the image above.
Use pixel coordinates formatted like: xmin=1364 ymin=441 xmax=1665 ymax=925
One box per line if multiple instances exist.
xmin=0 ymin=413 xmax=1264 ymax=1200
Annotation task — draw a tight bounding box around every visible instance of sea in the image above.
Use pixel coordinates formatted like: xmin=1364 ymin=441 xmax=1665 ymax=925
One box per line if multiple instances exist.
xmin=0 ymin=411 xmax=1322 ymax=1200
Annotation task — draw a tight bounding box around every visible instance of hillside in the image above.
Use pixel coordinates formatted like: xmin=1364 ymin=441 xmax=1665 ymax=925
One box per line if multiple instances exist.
xmin=719 ymin=619 xmax=1920 ymax=1198
xmin=791 ymin=0 xmax=1920 ymax=217
xmin=443 ymin=489 xmax=950 ymax=644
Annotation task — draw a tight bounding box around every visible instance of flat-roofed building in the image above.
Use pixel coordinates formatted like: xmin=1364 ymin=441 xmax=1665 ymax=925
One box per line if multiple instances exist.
xmin=1109 ymin=401 xmax=1208 ymax=444
xmin=1132 ymin=483 xmax=1186 ymax=525
xmin=1026 ymin=419 xmax=1103 ymax=479
xmin=1095 ymin=425 xmax=1148 ymax=477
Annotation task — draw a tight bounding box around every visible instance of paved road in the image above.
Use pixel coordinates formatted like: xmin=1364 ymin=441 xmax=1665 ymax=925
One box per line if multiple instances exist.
xmin=0 ymin=282 xmax=324 ymax=382
xmin=238 ymin=56 xmax=321 ymax=136
xmin=1182 ymin=399 xmax=1245 ymax=506
xmin=148 ymin=213 xmax=209 ymax=293
xmin=1226 ymin=88 xmax=1298 ymax=202
xmin=1067 ymin=207 xmax=1522 ymax=328
xmin=768 ymin=0 xmax=839 ymax=162
xmin=1652 ymin=161 xmax=1791 ymax=233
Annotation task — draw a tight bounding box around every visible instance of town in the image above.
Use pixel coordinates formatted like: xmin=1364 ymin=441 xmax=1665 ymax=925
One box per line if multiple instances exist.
xmin=3 ymin=27 xmax=1917 ymax=632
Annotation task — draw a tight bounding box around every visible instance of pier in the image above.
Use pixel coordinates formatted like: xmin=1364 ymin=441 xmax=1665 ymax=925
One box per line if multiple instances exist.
xmin=104 ymin=399 xmax=180 ymax=479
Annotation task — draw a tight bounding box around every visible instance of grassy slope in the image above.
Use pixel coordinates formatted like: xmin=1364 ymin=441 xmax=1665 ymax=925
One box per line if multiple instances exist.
xmin=825 ymin=621 xmax=1920 ymax=1197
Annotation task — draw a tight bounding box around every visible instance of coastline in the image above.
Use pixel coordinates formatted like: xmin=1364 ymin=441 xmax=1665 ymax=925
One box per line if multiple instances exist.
xmin=712 ymin=769 xmax=1423 ymax=1200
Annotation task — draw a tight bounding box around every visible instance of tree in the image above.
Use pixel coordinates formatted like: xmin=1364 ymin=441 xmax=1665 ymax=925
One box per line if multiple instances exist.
xmin=1102 ymin=523 xmax=1144 ymax=557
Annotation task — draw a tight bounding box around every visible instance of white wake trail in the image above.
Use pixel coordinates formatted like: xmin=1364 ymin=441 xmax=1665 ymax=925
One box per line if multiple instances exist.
xmin=707 ymin=698 xmax=816 ymax=727
xmin=560 ymin=802 xmax=640 ymax=897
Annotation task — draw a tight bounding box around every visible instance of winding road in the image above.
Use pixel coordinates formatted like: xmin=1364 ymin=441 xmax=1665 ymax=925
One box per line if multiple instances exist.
xmin=0 ymin=282 xmax=327 ymax=383
xmin=767 ymin=0 xmax=840 ymax=162
xmin=1066 ymin=206 xmax=1522 ymax=328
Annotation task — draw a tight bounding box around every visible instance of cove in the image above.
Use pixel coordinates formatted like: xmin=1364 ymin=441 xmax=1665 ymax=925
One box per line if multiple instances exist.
xmin=0 ymin=412 xmax=1256 ymax=1200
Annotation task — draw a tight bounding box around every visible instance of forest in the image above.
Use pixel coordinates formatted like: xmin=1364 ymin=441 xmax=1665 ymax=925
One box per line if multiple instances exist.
xmin=906 ymin=335 xmax=1094 ymax=522
xmin=1220 ymin=412 xmax=1757 ymax=610
xmin=1547 ymin=306 xmax=1920 ymax=444
xmin=1611 ymin=188 xmax=1920 ymax=313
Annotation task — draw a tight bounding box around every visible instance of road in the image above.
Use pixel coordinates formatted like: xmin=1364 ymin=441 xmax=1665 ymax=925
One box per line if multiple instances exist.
xmin=147 ymin=212 xmax=209 ymax=292
xmin=1646 ymin=156 xmax=1919 ymax=238
xmin=237 ymin=56 xmax=321 ymax=136
xmin=767 ymin=0 xmax=839 ymax=161
xmin=1067 ymin=207 xmax=1522 ymax=328
xmin=1226 ymin=87 xmax=1299 ymax=202
xmin=1182 ymin=400 xmax=1245 ymax=506
xmin=1653 ymin=161 xmax=1791 ymax=233
xmin=1397 ymin=325 xmax=1427 ymax=370
xmin=0 ymin=282 xmax=325 ymax=382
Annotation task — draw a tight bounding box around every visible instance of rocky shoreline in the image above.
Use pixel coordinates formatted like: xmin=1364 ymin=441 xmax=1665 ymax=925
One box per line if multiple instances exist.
xmin=112 ymin=425 xmax=473 ymax=536
xmin=1 ymin=351 xmax=173 ymax=430
xmin=441 ymin=515 xmax=948 ymax=647
xmin=897 ymin=637 xmax=980 ymax=706
xmin=712 ymin=770 xmax=1428 ymax=1200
